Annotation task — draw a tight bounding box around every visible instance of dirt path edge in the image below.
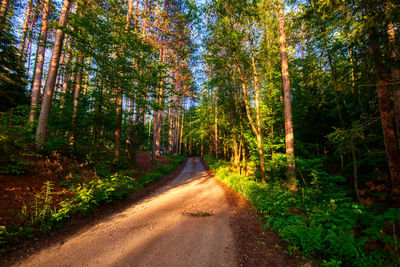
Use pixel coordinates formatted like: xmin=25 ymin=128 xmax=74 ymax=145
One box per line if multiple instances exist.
xmin=0 ymin=158 xmax=188 ymax=267
xmin=200 ymin=159 xmax=303 ymax=267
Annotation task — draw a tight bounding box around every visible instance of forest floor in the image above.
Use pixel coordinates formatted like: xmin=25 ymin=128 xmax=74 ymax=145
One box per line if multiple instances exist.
xmin=0 ymin=151 xmax=168 ymax=228
xmin=4 ymin=157 xmax=302 ymax=267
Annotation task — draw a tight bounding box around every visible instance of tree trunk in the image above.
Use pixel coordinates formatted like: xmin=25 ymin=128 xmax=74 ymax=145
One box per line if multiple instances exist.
xmin=114 ymin=89 xmax=122 ymax=160
xmin=278 ymin=0 xmax=296 ymax=186
xmin=327 ymin=52 xmax=345 ymax=171
xmin=148 ymin=113 xmax=152 ymax=149
xmin=35 ymin=0 xmax=72 ymax=149
xmin=251 ymin=54 xmax=266 ymax=182
xmin=29 ymin=0 xmax=51 ymax=123
xmin=232 ymin=129 xmax=239 ymax=164
xmin=60 ymin=41 xmax=73 ymax=109
xmin=72 ymin=54 xmax=84 ymax=148
xmin=114 ymin=0 xmax=135 ymax=160
xmin=201 ymin=135 xmax=204 ymax=158
xmin=19 ymin=0 xmax=33 ymax=57
xmin=189 ymin=113 xmax=192 ymax=156
xmin=369 ymin=23 xmax=400 ymax=197
xmin=152 ymin=44 xmax=164 ymax=163
xmin=214 ymin=94 xmax=218 ymax=159
xmin=350 ymin=138 xmax=361 ymax=202
xmin=233 ymin=50 xmax=265 ymax=182
xmin=180 ymin=105 xmax=184 ymax=154
xmin=168 ymin=97 xmax=173 ymax=153
xmin=72 ymin=54 xmax=83 ymax=122
xmin=126 ymin=97 xmax=134 ymax=158
xmin=0 ymin=0 xmax=9 ymax=32
xmin=385 ymin=2 xmax=400 ymax=147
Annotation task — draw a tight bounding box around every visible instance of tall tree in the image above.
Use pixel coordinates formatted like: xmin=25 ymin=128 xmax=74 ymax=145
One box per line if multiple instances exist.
xmin=29 ymin=0 xmax=51 ymax=122
xmin=278 ymin=0 xmax=296 ymax=185
xmin=368 ymin=20 xmax=400 ymax=197
xmin=19 ymin=0 xmax=34 ymax=57
xmin=35 ymin=0 xmax=72 ymax=149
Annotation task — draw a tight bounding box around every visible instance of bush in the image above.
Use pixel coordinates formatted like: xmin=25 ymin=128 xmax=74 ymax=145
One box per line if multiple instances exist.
xmin=207 ymin=158 xmax=399 ymax=266
xmin=0 ymin=154 xmax=185 ymax=250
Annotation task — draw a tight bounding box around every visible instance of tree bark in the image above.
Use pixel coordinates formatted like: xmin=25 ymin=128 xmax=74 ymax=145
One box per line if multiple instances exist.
xmin=180 ymin=105 xmax=184 ymax=154
xmin=233 ymin=50 xmax=265 ymax=182
xmin=72 ymin=54 xmax=83 ymax=122
xmin=168 ymin=97 xmax=173 ymax=153
xmin=72 ymin=53 xmax=84 ymax=148
xmin=0 ymin=0 xmax=8 ymax=32
xmin=214 ymin=94 xmax=218 ymax=159
xmin=114 ymin=89 xmax=123 ymax=159
xmin=251 ymin=54 xmax=266 ymax=182
xmin=278 ymin=0 xmax=296 ymax=186
xmin=385 ymin=2 xmax=400 ymax=147
xmin=35 ymin=0 xmax=72 ymax=149
xmin=29 ymin=0 xmax=51 ymax=123
xmin=19 ymin=0 xmax=33 ymax=57
xmin=369 ymin=23 xmax=400 ymax=197
xmin=152 ymin=44 xmax=164 ymax=163
xmin=60 ymin=40 xmax=73 ymax=109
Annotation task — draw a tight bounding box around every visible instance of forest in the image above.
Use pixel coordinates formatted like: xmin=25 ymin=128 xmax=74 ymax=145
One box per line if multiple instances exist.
xmin=0 ymin=0 xmax=400 ymax=266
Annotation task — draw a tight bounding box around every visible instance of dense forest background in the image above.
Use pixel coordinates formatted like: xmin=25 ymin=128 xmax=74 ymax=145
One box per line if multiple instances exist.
xmin=1 ymin=0 xmax=400 ymax=265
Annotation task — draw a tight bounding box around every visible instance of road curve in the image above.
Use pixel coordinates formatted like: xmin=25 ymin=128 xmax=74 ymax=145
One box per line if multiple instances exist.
xmin=16 ymin=158 xmax=237 ymax=267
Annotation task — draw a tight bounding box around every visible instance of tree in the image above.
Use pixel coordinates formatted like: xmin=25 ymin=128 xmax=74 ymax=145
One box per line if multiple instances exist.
xmin=29 ymin=0 xmax=51 ymax=122
xmin=0 ymin=28 xmax=27 ymax=111
xmin=35 ymin=0 xmax=72 ymax=149
xmin=277 ymin=0 xmax=296 ymax=186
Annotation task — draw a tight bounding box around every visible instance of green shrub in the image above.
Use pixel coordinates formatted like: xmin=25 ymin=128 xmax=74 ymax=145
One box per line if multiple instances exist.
xmin=207 ymin=158 xmax=399 ymax=266
xmin=0 ymin=154 xmax=185 ymax=251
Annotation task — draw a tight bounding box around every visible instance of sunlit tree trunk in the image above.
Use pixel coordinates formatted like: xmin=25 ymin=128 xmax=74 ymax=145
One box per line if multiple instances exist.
xmin=114 ymin=89 xmax=123 ymax=159
xmin=0 ymin=0 xmax=9 ymax=32
xmin=233 ymin=51 xmax=265 ymax=182
xmin=201 ymin=135 xmax=204 ymax=158
xmin=278 ymin=0 xmax=296 ymax=186
xmin=152 ymin=44 xmax=164 ymax=163
xmin=251 ymin=54 xmax=266 ymax=182
xmin=369 ymin=22 xmax=400 ymax=197
xmin=189 ymin=112 xmax=192 ymax=156
xmin=19 ymin=0 xmax=33 ymax=57
xmin=29 ymin=0 xmax=51 ymax=123
xmin=232 ymin=128 xmax=239 ymax=164
xmin=180 ymin=104 xmax=184 ymax=154
xmin=214 ymin=94 xmax=218 ymax=159
xmin=168 ymin=97 xmax=173 ymax=153
xmin=35 ymin=0 xmax=72 ymax=149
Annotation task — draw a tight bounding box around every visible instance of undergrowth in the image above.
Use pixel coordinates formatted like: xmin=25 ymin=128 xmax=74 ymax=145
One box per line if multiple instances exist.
xmin=207 ymin=157 xmax=400 ymax=267
xmin=0 ymin=154 xmax=184 ymax=253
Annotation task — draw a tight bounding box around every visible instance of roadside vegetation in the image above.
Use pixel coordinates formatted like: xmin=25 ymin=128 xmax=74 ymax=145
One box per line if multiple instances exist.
xmin=1 ymin=0 xmax=400 ymax=265
xmin=207 ymin=157 xmax=400 ymax=266
xmin=0 ymin=106 xmax=184 ymax=252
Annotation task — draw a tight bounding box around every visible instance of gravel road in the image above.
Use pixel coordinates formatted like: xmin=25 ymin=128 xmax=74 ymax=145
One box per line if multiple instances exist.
xmin=15 ymin=158 xmax=237 ymax=267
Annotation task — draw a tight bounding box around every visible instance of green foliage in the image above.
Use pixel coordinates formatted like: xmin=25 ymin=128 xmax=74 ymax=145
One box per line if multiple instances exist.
xmin=208 ymin=158 xmax=399 ymax=266
xmin=0 ymin=29 xmax=28 ymax=112
xmin=0 ymin=106 xmax=40 ymax=174
xmin=0 ymin=155 xmax=184 ymax=250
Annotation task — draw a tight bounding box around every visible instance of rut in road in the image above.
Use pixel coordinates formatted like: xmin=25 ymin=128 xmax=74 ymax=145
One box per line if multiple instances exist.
xmin=16 ymin=158 xmax=237 ymax=267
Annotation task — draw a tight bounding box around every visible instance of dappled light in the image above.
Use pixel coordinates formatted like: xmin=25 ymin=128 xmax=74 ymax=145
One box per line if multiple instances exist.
xmin=0 ymin=0 xmax=400 ymax=266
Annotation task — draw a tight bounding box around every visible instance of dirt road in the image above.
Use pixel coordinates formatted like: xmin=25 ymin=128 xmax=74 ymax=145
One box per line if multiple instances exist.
xmin=16 ymin=158 xmax=237 ymax=267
